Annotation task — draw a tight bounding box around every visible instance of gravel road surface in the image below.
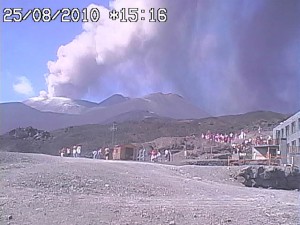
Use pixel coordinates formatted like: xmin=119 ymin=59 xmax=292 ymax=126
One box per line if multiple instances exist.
xmin=0 ymin=152 xmax=299 ymax=225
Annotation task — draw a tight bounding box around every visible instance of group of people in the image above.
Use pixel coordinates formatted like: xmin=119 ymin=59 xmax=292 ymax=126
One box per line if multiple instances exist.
xmin=232 ymin=141 xmax=252 ymax=154
xmin=59 ymin=145 xmax=82 ymax=158
xmin=202 ymin=129 xmax=273 ymax=144
xmin=201 ymin=131 xmax=236 ymax=144
xmin=255 ymin=135 xmax=273 ymax=145
xmin=201 ymin=128 xmax=275 ymax=155
xmin=92 ymin=147 xmax=110 ymax=160
xmin=150 ymin=149 xmax=172 ymax=162
xmin=59 ymin=145 xmax=112 ymax=160
xmin=235 ymin=135 xmax=273 ymax=148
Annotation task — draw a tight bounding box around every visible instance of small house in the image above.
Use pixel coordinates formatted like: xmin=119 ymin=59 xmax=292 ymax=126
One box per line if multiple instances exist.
xmin=252 ymin=145 xmax=279 ymax=160
xmin=112 ymin=144 xmax=137 ymax=160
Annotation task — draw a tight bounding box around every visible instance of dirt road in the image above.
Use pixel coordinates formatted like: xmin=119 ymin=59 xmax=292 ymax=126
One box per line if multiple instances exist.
xmin=0 ymin=152 xmax=299 ymax=225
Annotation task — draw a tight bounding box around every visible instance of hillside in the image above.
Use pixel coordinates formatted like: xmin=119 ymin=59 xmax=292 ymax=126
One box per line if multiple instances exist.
xmin=23 ymin=97 xmax=98 ymax=114
xmin=0 ymin=111 xmax=288 ymax=156
xmin=1 ymin=93 xmax=208 ymax=134
xmin=0 ymin=102 xmax=78 ymax=134
xmin=98 ymin=94 xmax=130 ymax=107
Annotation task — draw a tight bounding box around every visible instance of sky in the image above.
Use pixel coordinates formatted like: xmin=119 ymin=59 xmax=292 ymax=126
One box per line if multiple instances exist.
xmin=1 ymin=0 xmax=300 ymax=116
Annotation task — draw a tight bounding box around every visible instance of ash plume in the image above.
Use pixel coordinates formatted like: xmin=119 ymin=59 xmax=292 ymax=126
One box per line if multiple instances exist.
xmin=44 ymin=0 xmax=300 ymax=115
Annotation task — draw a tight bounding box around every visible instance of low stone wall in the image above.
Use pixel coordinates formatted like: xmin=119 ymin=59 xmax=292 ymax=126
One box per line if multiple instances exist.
xmin=236 ymin=165 xmax=300 ymax=190
xmin=182 ymin=159 xmax=228 ymax=166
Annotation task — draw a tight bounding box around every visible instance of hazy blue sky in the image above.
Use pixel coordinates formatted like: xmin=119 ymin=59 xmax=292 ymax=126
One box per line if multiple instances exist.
xmin=1 ymin=0 xmax=109 ymax=102
xmin=1 ymin=0 xmax=300 ymax=115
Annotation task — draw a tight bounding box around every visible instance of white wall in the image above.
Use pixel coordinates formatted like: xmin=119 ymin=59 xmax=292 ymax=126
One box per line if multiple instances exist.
xmin=273 ymin=111 xmax=300 ymax=146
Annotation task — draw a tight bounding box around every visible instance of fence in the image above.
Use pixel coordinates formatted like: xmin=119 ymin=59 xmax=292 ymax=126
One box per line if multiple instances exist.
xmin=288 ymin=146 xmax=300 ymax=154
xmin=228 ymin=156 xmax=292 ymax=167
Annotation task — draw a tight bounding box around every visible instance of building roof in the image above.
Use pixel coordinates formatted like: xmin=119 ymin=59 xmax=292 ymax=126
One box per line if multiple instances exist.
xmin=253 ymin=145 xmax=279 ymax=149
xmin=114 ymin=144 xmax=136 ymax=148
xmin=273 ymin=111 xmax=300 ymax=130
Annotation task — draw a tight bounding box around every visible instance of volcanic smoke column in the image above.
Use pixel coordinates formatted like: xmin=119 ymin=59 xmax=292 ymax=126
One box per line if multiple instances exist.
xmin=44 ymin=0 xmax=300 ymax=115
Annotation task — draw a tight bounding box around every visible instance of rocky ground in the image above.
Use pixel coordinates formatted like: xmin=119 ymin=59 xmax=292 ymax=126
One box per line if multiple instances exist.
xmin=0 ymin=152 xmax=299 ymax=225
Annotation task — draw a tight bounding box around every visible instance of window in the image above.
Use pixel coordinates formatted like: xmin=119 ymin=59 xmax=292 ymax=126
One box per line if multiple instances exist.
xmin=298 ymin=118 xmax=300 ymax=131
xmin=285 ymin=125 xmax=290 ymax=137
xmin=292 ymin=140 xmax=297 ymax=153
xmin=291 ymin=121 xmax=296 ymax=134
xmin=281 ymin=128 xmax=284 ymax=138
xmin=276 ymin=130 xmax=280 ymax=139
xmin=270 ymin=148 xmax=277 ymax=157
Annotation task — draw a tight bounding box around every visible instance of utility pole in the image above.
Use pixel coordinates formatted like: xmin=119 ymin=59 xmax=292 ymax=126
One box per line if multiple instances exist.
xmin=110 ymin=122 xmax=117 ymax=147
xmin=184 ymin=140 xmax=187 ymax=159
xmin=267 ymin=146 xmax=270 ymax=166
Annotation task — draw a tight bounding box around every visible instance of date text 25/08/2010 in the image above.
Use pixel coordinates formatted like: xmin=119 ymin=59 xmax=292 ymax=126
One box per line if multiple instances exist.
xmin=2 ymin=7 xmax=167 ymax=23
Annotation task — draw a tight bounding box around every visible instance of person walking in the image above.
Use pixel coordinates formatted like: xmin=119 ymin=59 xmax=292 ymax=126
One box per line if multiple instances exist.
xmin=157 ymin=151 xmax=161 ymax=162
xmin=184 ymin=148 xmax=187 ymax=159
xmin=92 ymin=150 xmax=98 ymax=159
xmin=267 ymin=135 xmax=272 ymax=145
xmin=66 ymin=147 xmax=71 ymax=157
xmin=76 ymin=145 xmax=81 ymax=158
xmin=98 ymin=148 xmax=102 ymax=159
xmin=60 ymin=147 xmax=66 ymax=157
xmin=151 ymin=149 xmax=157 ymax=162
xmin=105 ymin=148 xmax=110 ymax=160
xmin=72 ymin=145 xmax=77 ymax=157
xmin=164 ymin=149 xmax=169 ymax=162
xmin=165 ymin=149 xmax=172 ymax=162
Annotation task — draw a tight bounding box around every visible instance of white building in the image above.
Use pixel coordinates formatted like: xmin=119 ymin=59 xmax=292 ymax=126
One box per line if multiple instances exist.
xmin=273 ymin=111 xmax=300 ymax=147
xmin=273 ymin=111 xmax=300 ymax=166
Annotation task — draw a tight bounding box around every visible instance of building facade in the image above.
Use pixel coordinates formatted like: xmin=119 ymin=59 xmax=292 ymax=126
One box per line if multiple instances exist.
xmin=273 ymin=111 xmax=300 ymax=147
xmin=112 ymin=144 xmax=137 ymax=160
xmin=273 ymin=111 xmax=300 ymax=166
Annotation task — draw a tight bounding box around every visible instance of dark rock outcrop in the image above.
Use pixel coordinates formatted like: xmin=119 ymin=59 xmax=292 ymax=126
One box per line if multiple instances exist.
xmin=237 ymin=166 xmax=300 ymax=190
xmin=8 ymin=127 xmax=50 ymax=141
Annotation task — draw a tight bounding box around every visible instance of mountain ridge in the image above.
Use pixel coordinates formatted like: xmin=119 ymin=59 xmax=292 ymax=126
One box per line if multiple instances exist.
xmin=1 ymin=92 xmax=208 ymax=134
xmin=98 ymin=94 xmax=130 ymax=107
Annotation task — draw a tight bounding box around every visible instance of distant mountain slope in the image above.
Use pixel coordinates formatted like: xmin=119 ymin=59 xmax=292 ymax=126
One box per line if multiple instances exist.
xmin=85 ymin=93 xmax=209 ymax=121
xmin=142 ymin=93 xmax=209 ymax=119
xmin=213 ymin=111 xmax=287 ymax=130
xmin=22 ymin=93 xmax=208 ymax=119
xmin=102 ymin=110 xmax=163 ymax=124
xmin=23 ymin=97 xmax=98 ymax=114
xmin=2 ymin=93 xmax=285 ymax=136
xmin=98 ymin=94 xmax=130 ymax=107
xmin=3 ymin=92 xmax=207 ymax=133
xmin=0 ymin=102 xmax=79 ymax=134
xmin=0 ymin=110 xmax=288 ymax=155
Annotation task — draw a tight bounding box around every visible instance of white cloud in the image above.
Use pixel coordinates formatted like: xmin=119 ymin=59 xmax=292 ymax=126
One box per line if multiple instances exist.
xmin=13 ymin=76 xmax=34 ymax=96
